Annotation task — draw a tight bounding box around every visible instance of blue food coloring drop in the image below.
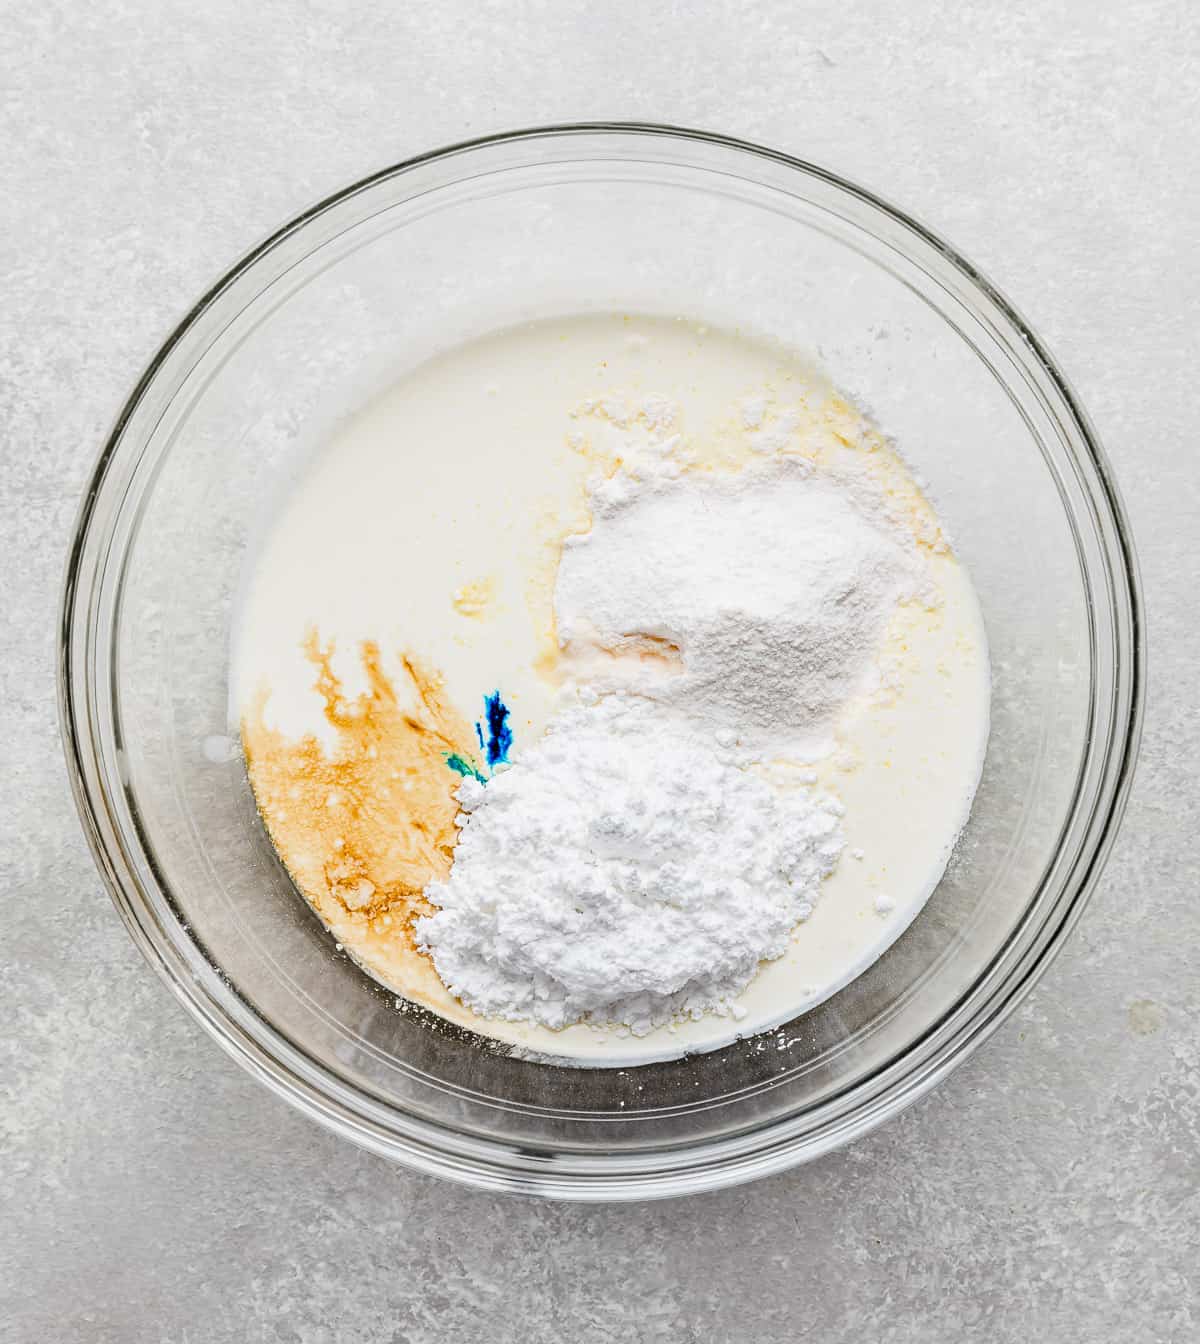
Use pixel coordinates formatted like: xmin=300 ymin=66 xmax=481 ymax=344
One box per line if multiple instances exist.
xmin=477 ymin=690 xmax=513 ymax=768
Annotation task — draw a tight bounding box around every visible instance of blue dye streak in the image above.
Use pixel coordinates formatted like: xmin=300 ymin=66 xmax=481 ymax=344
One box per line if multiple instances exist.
xmin=476 ymin=690 xmax=513 ymax=768
xmin=444 ymin=752 xmax=486 ymax=783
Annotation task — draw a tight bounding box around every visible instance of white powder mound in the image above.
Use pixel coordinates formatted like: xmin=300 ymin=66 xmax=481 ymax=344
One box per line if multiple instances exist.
xmin=416 ymin=696 xmax=844 ymax=1035
xmin=556 ymin=458 xmax=925 ymax=760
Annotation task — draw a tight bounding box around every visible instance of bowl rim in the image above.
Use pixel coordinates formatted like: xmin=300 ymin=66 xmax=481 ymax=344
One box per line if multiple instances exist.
xmin=58 ymin=121 xmax=1145 ymax=1200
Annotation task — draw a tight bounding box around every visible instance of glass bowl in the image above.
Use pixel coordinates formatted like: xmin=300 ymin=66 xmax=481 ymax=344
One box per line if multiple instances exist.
xmin=59 ymin=124 xmax=1143 ymax=1200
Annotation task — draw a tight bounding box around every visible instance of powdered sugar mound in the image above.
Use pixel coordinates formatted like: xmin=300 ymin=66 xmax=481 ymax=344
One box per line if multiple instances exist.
xmin=556 ymin=459 xmax=927 ymax=759
xmin=416 ymin=696 xmax=844 ymax=1034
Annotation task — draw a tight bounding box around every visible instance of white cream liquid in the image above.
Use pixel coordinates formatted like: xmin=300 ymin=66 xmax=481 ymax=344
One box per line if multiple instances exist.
xmin=234 ymin=315 xmax=990 ymax=1066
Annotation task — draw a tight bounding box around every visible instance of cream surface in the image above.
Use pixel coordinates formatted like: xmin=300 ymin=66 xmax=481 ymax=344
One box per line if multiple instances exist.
xmin=233 ymin=314 xmax=990 ymax=1065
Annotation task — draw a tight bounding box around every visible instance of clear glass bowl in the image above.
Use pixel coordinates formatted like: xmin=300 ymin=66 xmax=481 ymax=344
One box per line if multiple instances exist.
xmin=59 ymin=125 xmax=1143 ymax=1200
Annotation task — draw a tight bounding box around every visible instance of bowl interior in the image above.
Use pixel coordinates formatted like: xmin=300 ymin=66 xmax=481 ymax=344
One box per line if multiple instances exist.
xmin=70 ymin=129 xmax=1135 ymax=1193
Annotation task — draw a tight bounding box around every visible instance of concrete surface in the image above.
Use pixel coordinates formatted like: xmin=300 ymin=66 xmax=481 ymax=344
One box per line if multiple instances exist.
xmin=2 ymin=2 xmax=1197 ymax=1340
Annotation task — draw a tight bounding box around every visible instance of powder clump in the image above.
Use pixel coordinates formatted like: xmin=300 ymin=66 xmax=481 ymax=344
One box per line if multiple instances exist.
xmin=556 ymin=457 xmax=926 ymax=760
xmin=416 ymin=695 xmax=844 ymax=1034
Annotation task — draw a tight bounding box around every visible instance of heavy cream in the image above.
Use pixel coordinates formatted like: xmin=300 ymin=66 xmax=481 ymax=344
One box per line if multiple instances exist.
xmin=233 ymin=314 xmax=990 ymax=1065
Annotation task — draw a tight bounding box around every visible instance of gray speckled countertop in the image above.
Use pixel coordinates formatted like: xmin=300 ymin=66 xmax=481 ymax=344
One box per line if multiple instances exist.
xmin=3 ymin=3 xmax=1197 ymax=1340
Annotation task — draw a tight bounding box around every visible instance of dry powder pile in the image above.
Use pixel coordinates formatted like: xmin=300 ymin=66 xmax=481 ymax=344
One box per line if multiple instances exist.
xmin=556 ymin=456 xmax=926 ymax=759
xmin=416 ymin=437 xmax=929 ymax=1035
xmin=418 ymin=695 xmax=845 ymax=1034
